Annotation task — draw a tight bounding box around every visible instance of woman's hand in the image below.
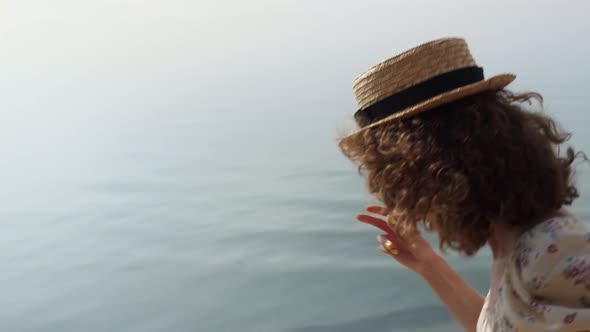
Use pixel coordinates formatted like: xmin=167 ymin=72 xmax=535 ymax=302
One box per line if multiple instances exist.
xmin=357 ymin=205 xmax=484 ymax=331
xmin=356 ymin=205 xmax=442 ymax=275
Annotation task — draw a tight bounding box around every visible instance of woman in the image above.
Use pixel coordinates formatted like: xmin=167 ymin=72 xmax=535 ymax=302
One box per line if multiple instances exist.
xmin=338 ymin=38 xmax=590 ymax=331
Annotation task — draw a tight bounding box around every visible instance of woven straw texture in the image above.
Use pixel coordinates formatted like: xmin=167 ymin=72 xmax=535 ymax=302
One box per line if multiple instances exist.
xmin=353 ymin=38 xmax=476 ymax=110
xmin=339 ymin=37 xmax=516 ymax=145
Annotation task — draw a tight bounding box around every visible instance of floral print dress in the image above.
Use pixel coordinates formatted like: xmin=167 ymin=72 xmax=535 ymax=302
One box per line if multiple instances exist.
xmin=477 ymin=212 xmax=590 ymax=331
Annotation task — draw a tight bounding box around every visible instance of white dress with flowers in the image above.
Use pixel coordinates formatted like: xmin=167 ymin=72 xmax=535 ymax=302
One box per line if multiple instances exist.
xmin=477 ymin=213 xmax=590 ymax=331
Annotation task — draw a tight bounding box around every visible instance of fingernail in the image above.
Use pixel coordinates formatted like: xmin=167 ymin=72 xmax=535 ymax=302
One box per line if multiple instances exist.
xmin=384 ymin=240 xmax=393 ymax=249
xmin=390 ymin=249 xmax=399 ymax=255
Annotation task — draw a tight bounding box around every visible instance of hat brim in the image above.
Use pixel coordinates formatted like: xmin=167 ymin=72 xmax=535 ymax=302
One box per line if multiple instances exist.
xmin=338 ymin=73 xmax=516 ymax=146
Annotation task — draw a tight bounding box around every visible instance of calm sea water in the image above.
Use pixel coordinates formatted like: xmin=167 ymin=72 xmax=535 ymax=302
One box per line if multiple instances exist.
xmin=4 ymin=1 xmax=590 ymax=330
xmin=1 ymin=96 xmax=589 ymax=332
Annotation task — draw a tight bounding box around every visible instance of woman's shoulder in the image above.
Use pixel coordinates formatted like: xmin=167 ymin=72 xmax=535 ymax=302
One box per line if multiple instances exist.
xmin=499 ymin=210 xmax=590 ymax=330
xmin=518 ymin=209 xmax=588 ymax=243
xmin=511 ymin=210 xmax=590 ymax=291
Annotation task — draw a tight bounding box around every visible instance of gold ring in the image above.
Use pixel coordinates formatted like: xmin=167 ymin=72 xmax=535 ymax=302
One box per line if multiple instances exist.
xmin=387 ymin=215 xmax=396 ymax=225
xmin=384 ymin=240 xmax=398 ymax=255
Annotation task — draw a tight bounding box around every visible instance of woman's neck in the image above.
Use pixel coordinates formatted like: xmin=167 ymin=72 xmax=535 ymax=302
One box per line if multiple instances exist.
xmin=488 ymin=223 xmax=521 ymax=260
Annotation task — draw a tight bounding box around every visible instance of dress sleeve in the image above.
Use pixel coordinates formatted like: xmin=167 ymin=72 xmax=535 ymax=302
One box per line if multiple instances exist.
xmin=496 ymin=216 xmax=590 ymax=331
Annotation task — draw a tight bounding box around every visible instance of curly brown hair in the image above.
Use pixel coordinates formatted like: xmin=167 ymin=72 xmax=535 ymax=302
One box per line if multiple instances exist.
xmin=339 ymin=90 xmax=583 ymax=256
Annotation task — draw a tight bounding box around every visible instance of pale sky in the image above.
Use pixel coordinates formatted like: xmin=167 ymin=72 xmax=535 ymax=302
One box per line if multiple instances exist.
xmin=1 ymin=0 xmax=589 ymax=110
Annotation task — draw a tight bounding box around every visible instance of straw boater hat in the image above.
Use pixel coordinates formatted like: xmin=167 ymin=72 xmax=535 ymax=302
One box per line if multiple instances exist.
xmin=339 ymin=37 xmax=516 ymax=144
